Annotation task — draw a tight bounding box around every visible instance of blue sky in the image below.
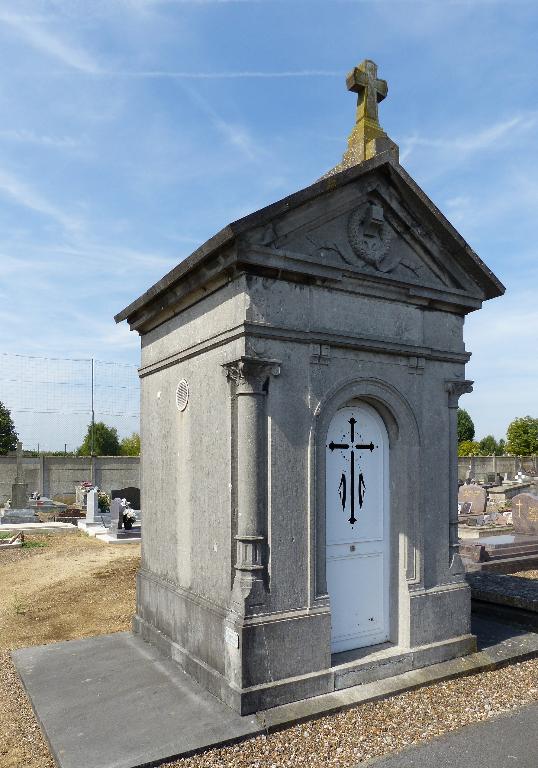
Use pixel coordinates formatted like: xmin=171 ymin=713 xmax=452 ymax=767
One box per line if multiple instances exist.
xmin=0 ymin=0 xmax=536 ymax=446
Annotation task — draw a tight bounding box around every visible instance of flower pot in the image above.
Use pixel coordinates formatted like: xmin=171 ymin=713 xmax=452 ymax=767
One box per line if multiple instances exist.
xmin=123 ymin=518 xmax=133 ymax=530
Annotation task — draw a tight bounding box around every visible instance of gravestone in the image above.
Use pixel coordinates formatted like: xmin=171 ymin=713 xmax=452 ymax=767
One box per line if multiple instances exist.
xmin=109 ymin=497 xmax=123 ymax=534
xmin=1 ymin=442 xmax=39 ymax=524
xmin=98 ymin=496 xmax=140 ymax=542
xmin=116 ymin=58 xmax=504 ymax=714
xmin=458 ymin=484 xmax=487 ymax=516
xmin=111 ymin=487 xmax=140 ymax=510
xmin=11 ymin=441 xmax=29 ymax=508
xmin=75 ymin=484 xmax=88 ymax=508
xmin=86 ymin=489 xmax=99 ymax=524
xmin=512 ymin=493 xmax=538 ymax=536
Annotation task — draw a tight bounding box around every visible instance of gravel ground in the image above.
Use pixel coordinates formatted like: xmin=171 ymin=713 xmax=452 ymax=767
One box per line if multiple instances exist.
xmin=1 ymin=534 xmax=538 ymax=768
xmin=168 ymin=660 xmax=538 ymax=768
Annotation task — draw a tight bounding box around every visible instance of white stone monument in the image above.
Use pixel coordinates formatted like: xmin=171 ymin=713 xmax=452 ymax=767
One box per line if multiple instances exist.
xmin=77 ymin=487 xmax=107 ymax=535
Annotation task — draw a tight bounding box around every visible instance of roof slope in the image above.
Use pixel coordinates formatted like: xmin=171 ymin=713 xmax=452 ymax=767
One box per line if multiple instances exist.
xmin=115 ymin=153 xmax=504 ymax=328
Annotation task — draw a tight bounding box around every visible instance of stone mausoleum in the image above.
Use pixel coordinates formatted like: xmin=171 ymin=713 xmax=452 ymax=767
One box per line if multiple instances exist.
xmin=116 ymin=60 xmax=504 ymax=714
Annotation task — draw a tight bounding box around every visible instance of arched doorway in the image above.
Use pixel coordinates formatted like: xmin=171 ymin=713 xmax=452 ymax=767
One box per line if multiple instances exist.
xmin=325 ymin=402 xmax=390 ymax=653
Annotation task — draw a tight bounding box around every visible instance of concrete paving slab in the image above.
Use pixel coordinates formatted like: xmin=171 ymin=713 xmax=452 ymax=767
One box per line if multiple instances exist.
xmin=358 ymin=702 xmax=538 ymax=767
xmin=12 ymin=633 xmax=260 ymax=768
xmin=0 ymin=521 xmax=77 ymax=534
xmin=469 ymin=572 xmax=538 ymax=612
xmin=11 ymin=617 xmax=538 ymax=768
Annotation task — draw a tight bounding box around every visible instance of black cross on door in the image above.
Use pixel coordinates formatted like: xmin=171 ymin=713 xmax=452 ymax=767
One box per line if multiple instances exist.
xmin=328 ymin=416 xmax=376 ymax=526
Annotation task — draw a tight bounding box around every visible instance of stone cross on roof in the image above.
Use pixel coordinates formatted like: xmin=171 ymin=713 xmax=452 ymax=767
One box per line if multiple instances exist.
xmin=325 ymin=58 xmax=399 ymax=177
xmin=346 ymin=59 xmax=388 ymax=125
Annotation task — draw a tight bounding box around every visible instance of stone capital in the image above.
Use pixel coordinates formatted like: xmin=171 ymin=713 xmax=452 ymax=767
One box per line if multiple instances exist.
xmin=223 ymin=356 xmax=281 ymax=394
xmin=445 ymin=380 xmax=473 ymax=408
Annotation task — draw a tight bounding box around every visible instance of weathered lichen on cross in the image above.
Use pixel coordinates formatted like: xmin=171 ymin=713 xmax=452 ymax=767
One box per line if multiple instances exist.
xmin=347 ymin=59 xmax=387 ymax=125
xmin=327 ymin=59 xmax=399 ymax=176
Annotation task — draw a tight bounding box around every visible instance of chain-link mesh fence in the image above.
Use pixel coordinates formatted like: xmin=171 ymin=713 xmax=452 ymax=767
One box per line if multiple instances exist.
xmin=0 ymin=353 xmax=140 ymax=452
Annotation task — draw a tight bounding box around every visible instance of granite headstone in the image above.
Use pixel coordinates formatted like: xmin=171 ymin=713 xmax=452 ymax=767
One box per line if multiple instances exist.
xmin=458 ymin=484 xmax=487 ymax=515
xmin=109 ymin=497 xmax=123 ymax=536
xmin=111 ymin=487 xmax=140 ymax=510
xmin=512 ymin=493 xmax=538 ymax=536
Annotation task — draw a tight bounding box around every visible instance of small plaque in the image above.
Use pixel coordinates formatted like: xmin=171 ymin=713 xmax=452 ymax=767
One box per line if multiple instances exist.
xmin=459 ymin=502 xmax=472 ymax=515
xmin=225 ymin=626 xmax=239 ymax=649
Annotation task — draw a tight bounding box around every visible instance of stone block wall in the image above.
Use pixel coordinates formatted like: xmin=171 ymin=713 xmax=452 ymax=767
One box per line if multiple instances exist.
xmin=458 ymin=455 xmax=538 ymax=482
xmin=0 ymin=456 xmax=140 ymax=504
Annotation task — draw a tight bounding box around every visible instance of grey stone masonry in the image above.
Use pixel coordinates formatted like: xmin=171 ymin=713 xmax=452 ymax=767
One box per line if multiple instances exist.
xmin=116 ymin=73 xmax=504 ymax=714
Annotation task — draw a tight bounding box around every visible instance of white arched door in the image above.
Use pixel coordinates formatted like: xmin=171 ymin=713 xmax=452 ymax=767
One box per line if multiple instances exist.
xmin=325 ymin=403 xmax=389 ymax=653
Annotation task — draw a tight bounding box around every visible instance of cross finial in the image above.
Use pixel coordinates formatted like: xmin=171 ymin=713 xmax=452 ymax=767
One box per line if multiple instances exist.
xmin=347 ymin=59 xmax=388 ymax=124
xmin=325 ymin=59 xmax=398 ymax=177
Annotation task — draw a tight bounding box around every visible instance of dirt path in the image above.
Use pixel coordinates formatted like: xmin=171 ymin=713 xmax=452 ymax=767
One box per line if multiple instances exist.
xmin=0 ymin=531 xmax=140 ymax=768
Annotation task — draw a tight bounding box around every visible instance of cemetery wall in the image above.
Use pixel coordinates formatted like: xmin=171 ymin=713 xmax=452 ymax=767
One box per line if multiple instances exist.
xmin=458 ymin=455 xmax=537 ymax=481
xmin=0 ymin=456 xmax=140 ymax=503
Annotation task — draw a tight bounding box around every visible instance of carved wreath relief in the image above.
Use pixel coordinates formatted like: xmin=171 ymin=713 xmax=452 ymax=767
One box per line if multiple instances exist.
xmin=347 ymin=201 xmax=397 ymax=272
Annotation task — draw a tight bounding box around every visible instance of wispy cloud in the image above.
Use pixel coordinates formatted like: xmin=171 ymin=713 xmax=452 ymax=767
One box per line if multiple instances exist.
xmin=182 ymin=85 xmax=260 ymax=162
xmin=0 ymin=11 xmax=100 ymax=73
xmin=107 ymin=69 xmax=340 ymax=79
xmin=400 ymin=113 xmax=538 ymax=163
xmin=35 ymin=68 xmax=341 ymax=80
xmin=0 ymin=129 xmax=82 ymax=149
xmin=0 ymin=167 xmax=84 ymax=233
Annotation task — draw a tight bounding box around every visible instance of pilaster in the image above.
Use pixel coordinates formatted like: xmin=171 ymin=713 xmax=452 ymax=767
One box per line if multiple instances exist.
xmin=222 ymin=356 xmax=281 ymax=616
xmin=445 ymin=380 xmax=473 ymax=575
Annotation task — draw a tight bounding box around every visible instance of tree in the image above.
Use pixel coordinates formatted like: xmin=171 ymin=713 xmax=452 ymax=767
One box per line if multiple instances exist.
xmin=457 ymin=408 xmax=475 ymax=443
xmin=478 ymin=435 xmax=499 ymax=455
xmin=120 ymin=433 xmax=140 ymax=456
xmin=506 ymin=416 xmax=538 ymax=456
xmin=458 ymin=440 xmax=481 ymax=457
xmin=0 ymin=400 xmax=18 ymax=455
xmin=77 ymin=422 xmax=120 ymax=456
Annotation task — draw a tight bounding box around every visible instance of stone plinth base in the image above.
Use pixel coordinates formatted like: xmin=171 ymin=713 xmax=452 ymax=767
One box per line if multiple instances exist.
xmin=77 ymin=520 xmax=108 ymax=537
xmin=1 ymin=508 xmax=39 ymax=524
xmin=134 ymin=571 xmax=475 ymax=715
xmin=11 ymin=482 xmax=29 ymax=510
xmin=96 ymin=529 xmax=141 ymax=544
xmin=134 ymin=613 xmax=475 ymax=714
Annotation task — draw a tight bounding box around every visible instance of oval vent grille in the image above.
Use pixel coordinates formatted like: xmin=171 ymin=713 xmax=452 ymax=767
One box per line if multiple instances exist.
xmin=176 ymin=379 xmax=189 ymax=412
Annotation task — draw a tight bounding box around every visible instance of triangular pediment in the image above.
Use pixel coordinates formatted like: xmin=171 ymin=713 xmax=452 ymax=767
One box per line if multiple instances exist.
xmin=117 ymin=155 xmax=504 ymax=331
xmin=242 ymin=166 xmax=487 ymax=301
